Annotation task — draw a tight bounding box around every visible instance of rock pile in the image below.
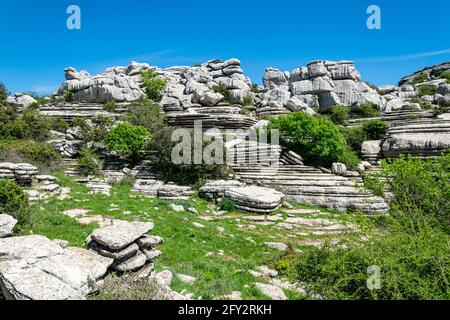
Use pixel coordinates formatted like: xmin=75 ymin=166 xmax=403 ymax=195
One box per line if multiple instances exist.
xmin=224 ymin=186 xmax=284 ymax=214
xmin=0 ymin=163 xmax=38 ymax=186
xmin=0 ymin=214 xmax=17 ymax=238
xmin=87 ymin=221 xmax=163 ymax=274
xmin=6 ymin=93 xmax=37 ymax=109
xmin=258 ymin=60 xmax=383 ymax=115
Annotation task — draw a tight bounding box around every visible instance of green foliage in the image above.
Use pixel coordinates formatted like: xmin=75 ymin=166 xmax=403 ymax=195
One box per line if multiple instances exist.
xmin=0 ymin=81 xmax=7 ymax=102
xmin=410 ymin=74 xmax=428 ymax=85
xmin=243 ymin=94 xmax=253 ymax=106
xmin=417 ymin=85 xmax=438 ymax=97
xmin=360 ymin=101 xmax=381 ymax=118
xmin=103 ymin=100 xmax=118 ymax=113
xmin=250 ymin=84 xmax=260 ymax=94
xmin=268 ymin=112 xmax=348 ymax=168
xmin=105 ymin=122 xmax=151 ymax=157
xmin=76 ymin=115 xmax=114 ymax=145
xmin=436 ymin=70 xmax=450 ymax=84
xmin=212 ymin=84 xmax=230 ymax=103
xmin=219 ymin=197 xmax=236 ymax=212
xmin=63 ymin=90 xmax=74 ymax=102
xmin=337 ymin=148 xmax=361 ymax=170
xmin=0 ymin=179 xmax=30 ymax=228
xmin=125 ymin=98 xmax=168 ymax=133
xmin=361 ymin=120 xmax=388 ymax=140
xmin=329 ymin=106 xmax=351 ymax=125
xmin=0 ymin=140 xmax=61 ymax=170
xmin=0 ymin=104 xmax=50 ymax=141
xmin=76 ymin=148 xmax=102 ymax=176
xmin=48 ymin=117 xmax=69 ymax=133
xmin=141 ymin=70 xmax=167 ymax=102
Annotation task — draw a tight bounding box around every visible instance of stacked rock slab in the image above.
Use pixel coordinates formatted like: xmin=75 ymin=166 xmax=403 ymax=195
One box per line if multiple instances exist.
xmin=39 ymin=102 xmax=124 ymax=122
xmin=258 ymin=60 xmax=384 ymax=115
xmin=199 ymin=180 xmax=245 ymax=200
xmin=87 ymin=221 xmax=163 ymax=273
xmin=0 ymin=235 xmax=95 ymax=300
xmin=224 ymin=186 xmax=285 ymax=214
xmin=0 ymin=163 xmax=38 ymax=186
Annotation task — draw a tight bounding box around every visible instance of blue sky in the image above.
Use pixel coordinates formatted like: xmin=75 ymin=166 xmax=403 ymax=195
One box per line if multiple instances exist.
xmin=0 ymin=0 xmax=449 ymax=94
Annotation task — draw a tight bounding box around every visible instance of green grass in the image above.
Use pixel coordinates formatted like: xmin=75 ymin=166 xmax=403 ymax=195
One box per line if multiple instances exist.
xmin=19 ymin=172 xmax=371 ymax=300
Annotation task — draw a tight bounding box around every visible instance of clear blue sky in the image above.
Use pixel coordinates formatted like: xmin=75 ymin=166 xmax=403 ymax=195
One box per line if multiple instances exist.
xmin=1 ymin=0 xmax=449 ymax=94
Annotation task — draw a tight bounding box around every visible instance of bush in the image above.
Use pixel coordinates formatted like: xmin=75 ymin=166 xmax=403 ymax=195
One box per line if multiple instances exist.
xmin=361 ymin=120 xmax=388 ymax=140
xmin=0 ymin=140 xmax=61 ymax=171
xmin=48 ymin=117 xmax=69 ymax=133
xmin=125 ymin=98 xmax=168 ymax=133
xmin=63 ymin=90 xmax=74 ymax=102
xmin=212 ymin=84 xmax=230 ymax=103
xmin=410 ymin=74 xmax=428 ymax=85
xmin=103 ymin=100 xmax=118 ymax=113
xmin=0 ymin=179 xmax=30 ymax=228
xmin=0 ymin=105 xmax=50 ymax=141
xmin=0 ymin=81 xmax=7 ymax=102
xmin=77 ymin=115 xmax=114 ymax=145
xmin=243 ymin=94 xmax=253 ymax=106
xmin=219 ymin=197 xmax=236 ymax=212
xmin=360 ymin=101 xmax=381 ymax=118
xmin=269 ymin=112 xmax=348 ymax=168
xmin=437 ymin=70 xmax=450 ymax=84
xmin=105 ymin=122 xmax=151 ymax=158
xmin=329 ymin=106 xmax=351 ymax=125
xmin=417 ymin=85 xmax=438 ymax=97
xmin=141 ymin=70 xmax=167 ymax=102
xmin=76 ymin=148 xmax=102 ymax=176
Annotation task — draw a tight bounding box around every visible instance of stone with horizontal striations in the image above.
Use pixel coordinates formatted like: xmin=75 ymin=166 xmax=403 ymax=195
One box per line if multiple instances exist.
xmin=225 ymin=186 xmax=284 ymax=214
xmin=0 ymin=215 xmax=17 ymax=238
xmin=89 ymin=221 xmax=154 ymax=250
xmin=112 ymin=250 xmax=147 ymax=272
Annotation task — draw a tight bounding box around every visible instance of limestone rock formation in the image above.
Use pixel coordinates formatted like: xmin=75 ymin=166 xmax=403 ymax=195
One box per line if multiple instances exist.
xmin=258 ymin=60 xmax=384 ymax=115
xmin=0 ymin=214 xmax=17 ymax=238
xmin=199 ymin=180 xmax=245 ymax=200
xmin=0 ymin=235 xmax=94 ymax=300
xmin=0 ymin=163 xmax=38 ymax=186
xmin=6 ymin=93 xmax=37 ymax=109
xmin=224 ymin=186 xmax=285 ymax=214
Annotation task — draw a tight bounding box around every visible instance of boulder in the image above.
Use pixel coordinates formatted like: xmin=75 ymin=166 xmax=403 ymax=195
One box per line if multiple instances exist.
xmin=331 ymin=163 xmax=347 ymax=175
xmin=64 ymin=247 xmax=113 ymax=280
xmin=0 ymin=214 xmax=17 ymax=238
xmin=225 ymin=186 xmax=284 ymax=214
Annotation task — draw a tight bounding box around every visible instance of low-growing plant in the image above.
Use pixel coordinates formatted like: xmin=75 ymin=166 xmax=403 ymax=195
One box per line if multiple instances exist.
xmin=360 ymin=101 xmax=381 ymax=118
xmin=410 ymin=73 xmax=428 ymax=85
xmin=219 ymin=197 xmax=236 ymax=212
xmin=361 ymin=120 xmax=388 ymax=140
xmin=436 ymin=70 xmax=450 ymax=84
xmin=77 ymin=115 xmax=115 ymax=145
xmin=48 ymin=117 xmax=69 ymax=133
xmin=243 ymin=94 xmax=253 ymax=106
xmin=63 ymin=89 xmax=74 ymax=102
xmin=329 ymin=106 xmax=351 ymax=125
xmin=212 ymin=84 xmax=230 ymax=103
xmin=76 ymin=148 xmax=102 ymax=176
xmin=103 ymin=100 xmax=118 ymax=113
xmin=141 ymin=70 xmax=167 ymax=102
xmin=0 ymin=81 xmax=7 ymax=102
xmin=105 ymin=122 xmax=151 ymax=159
xmin=417 ymin=85 xmax=438 ymax=97
xmin=0 ymin=179 xmax=30 ymax=228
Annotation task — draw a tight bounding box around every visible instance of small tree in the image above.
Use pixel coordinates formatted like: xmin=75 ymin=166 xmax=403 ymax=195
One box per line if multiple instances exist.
xmin=329 ymin=106 xmax=351 ymax=126
xmin=106 ymin=122 xmax=151 ymax=158
xmin=141 ymin=70 xmax=167 ymax=102
xmin=0 ymin=81 xmax=8 ymax=102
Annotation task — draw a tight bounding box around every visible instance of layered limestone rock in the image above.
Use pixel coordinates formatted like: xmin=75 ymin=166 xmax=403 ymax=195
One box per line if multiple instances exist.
xmin=0 ymin=163 xmax=38 ymax=186
xmin=0 ymin=235 xmax=95 ymax=300
xmin=224 ymin=186 xmax=285 ymax=214
xmin=6 ymin=93 xmax=37 ymax=109
xmin=258 ymin=60 xmax=384 ymax=115
xmin=399 ymin=61 xmax=450 ymax=86
xmin=87 ymin=221 xmax=162 ymax=273
xmin=199 ymin=180 xmax=245 ymax=200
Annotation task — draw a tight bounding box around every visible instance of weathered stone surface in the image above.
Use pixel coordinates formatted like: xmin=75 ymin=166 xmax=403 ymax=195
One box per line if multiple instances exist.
xmin=64 ymin=247 xmax=113 ymax=280
xmin=331 ymin=163 xmax=347 ymax=175
xmin=136 ymin=235 xmax=164 ymax=248
xmin=89 ymin=242 xmax=139 ymax=260
xmin=90 ymin=221 xmax=154 ymax=250
xmin=0 ymin=214 xmax=17 ymax=238
xmin=199 ymin=180 xmax=245 ymax=200
xmin=255 ymin=283 xmax=288 ymax=300
xmin=225 ymin=186 xmax=284 ymax=214
xmin=112 ymin=250 xmax=147 ymax=272
xmin=0 ymin=235 xmax=92 ymax=300
xmin=7 ymin=93 xmax=37 ymax=109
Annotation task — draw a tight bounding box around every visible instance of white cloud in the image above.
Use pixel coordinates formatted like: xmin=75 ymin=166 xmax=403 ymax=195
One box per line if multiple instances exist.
xmin=356 ymin=48 xmax=450 ymax=63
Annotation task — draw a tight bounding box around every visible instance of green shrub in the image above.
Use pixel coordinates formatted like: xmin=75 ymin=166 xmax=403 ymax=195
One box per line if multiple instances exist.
xmin=329 ymin=106 xmax=351 ymax=125
xmin=103 ymin=100 xmax=118 ymax=113
xmin=212 ymin=84 xmax=230 ymax=103
xmin=337 ymin=148 xmax=361 ymax=170
xmin=0 ymin=81 xmax=7 ymax=102
xmin=437 ymin=70 xmax=450 ymax=84
xmin=0 ymin=179 xmax=30 ymax=228
xmin=342 ymin=126 xmax=366 ymax=155
xmin=361 ymin=120 xmax=388 ymax=140
xmin=250 ymin=84 xmax=260 ymax=94
xmin=0 ymin=105 xmax=50 ymax=141
xmin=243 ymin=94 xmax=253 ymax=106
xmin=76 ymin=148 xmax=102 ymax=176
xmin=410 ymin=74 xmax=428 ymax=85
xmin=77 ymin=115 xmax=114 ymax=145
xmin=105 ymin=122 xmax=151 ymax=158
xmin=417 ymin=85 xmax=438 ymax=97
xmin=0 ymin=140 xmax=61 ymax=171
xmin=141 ymin=70 xmax=167 ymax=102
xmin=269 ymin=112 xmax=348 ymax=168
xmin=125 ymin=98 xmax=168 ymax=133
xmin=219 ymin=197 xmax=236 ymax=212
xmin=360 ymin=101 xmax=381 ymax=118
xmin=63 ymin=90 xmax=74 ymax=102
xmin=48 ymin=117 xmax=69 ymax=133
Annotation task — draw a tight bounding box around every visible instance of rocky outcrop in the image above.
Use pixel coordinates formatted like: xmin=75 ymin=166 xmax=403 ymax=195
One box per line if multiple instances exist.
xmin=0 ymin=163 xmax=38 ymax=186
xmin=6 ymin=93 xmax=37 ymax=109
xmin=0 ymin=235 xmax=95 ymax=300
xmin=258 ymin=60 xmax=384 ymax=115
xmin=0 ymin=215 xmax=17 ymax=238
xmin=399 ymin=62 xmax=450 ymax=86
xmin=199 ymin=180 xmax=245 ymax=200
xmin=87 ymin=221 xmax=162 ymax=273
xmin=224 ymin=186 xmax=285 ymax=214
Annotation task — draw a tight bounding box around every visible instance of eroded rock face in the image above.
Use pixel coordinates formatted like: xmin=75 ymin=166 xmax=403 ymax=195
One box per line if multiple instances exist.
xmin=225 ymin=186 xmax=284 ymax=214
xmin=258 ymin=60 xmax=383 ymax=115
xmin=0 ymin=163 xmax=38 ymax=186
xmin=7 ymin=93 xmax=37 ymax=109
xmin=0 ymin=215 xmax=17 ymax=238
xmin=0 ymin=235 xmax=94 ymax=300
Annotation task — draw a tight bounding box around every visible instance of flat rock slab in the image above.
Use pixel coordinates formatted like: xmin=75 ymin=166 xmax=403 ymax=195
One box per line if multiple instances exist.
xmin=0 ymin=214 xmax=17 ymax=238
xmin=112 ymin=250 xmax=147 ymax=272
xmin=0 ymin=235 xmax=92 ymax=300
xmin=64 ymin=247 xmax=113 ymax=280
xmin=90 ymin=221 xmax=154 ymax=250
xmin=225 ymin=186 xmax=284 ymax=213
xmin=255 ymin=283 xmax=288 ymax=300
